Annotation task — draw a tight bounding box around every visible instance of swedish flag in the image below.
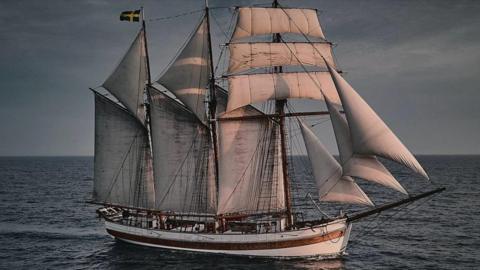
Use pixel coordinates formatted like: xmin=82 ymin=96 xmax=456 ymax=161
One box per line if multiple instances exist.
xmin=120 ymin=10 xmax=141 ymax=22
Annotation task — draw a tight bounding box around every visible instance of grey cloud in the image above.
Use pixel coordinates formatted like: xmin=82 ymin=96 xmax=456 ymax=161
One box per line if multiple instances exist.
xmin=0 ymin=0 xmax=478 ymax=155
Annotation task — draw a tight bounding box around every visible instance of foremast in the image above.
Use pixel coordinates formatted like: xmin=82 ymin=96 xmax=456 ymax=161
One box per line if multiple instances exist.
xmin=141 ymin=9 xmax=156 ymax=209
xmin=92 ymin=7 xmax=154 ymax=209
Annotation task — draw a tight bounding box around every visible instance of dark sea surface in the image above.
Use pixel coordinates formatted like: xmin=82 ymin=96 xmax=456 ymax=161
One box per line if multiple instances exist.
xmin=0 ymin=156 xmax=479 ymax=269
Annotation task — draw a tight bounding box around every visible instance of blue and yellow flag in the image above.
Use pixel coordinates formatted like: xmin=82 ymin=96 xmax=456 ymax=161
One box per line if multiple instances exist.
xmin=120 ymin=10 xmax=141 ymax=22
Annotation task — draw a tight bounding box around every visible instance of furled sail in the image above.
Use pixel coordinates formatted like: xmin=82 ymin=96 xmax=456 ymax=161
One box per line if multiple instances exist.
xmin=325 ymin=99 xmax=407 ymax=194
xmin=148 ymin=87 xmax=216 ymax=214
xmin=157 ymin=15 xmax=210 ymax=124
xmin=216 ymin=88 xmax=285 ymax=215
xmin=231 ymin=7 xmax=325 ymax=41
xmin=227 ymin=72 xmax=340 ymax=112
xmin=298 ymin=120 xmax=373 ymax=206
xmin=93 ymin=93 xmax=154 ymax=209
xmin=228 ymin=42 xmax=336 ymax=74
xmin=103 ymin=29 xmax=147 ymax=124
xmin=326 ymin=63 xmax=429 ymax=179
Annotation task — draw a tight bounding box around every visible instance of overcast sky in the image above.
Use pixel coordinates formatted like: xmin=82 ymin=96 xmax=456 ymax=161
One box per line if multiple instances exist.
xmin=0 ymin=0 xmax=479 ymax=156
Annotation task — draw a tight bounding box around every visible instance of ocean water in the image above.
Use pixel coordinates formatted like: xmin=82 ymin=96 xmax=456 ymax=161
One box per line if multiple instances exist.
xmin=0 ymin=156 xmax=478 ymax=269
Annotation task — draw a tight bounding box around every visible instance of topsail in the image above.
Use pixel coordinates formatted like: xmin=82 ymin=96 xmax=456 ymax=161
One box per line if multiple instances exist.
xmin=228 ymin=42 xmax=336 ymax=74
xmin=231 ymin=7 xmax=325 ymax=41
xmin=103 ymin=29 xmax=147 ymax=124
xmin=226 ymin=10 xmax=339 ymax=112
xmin=157 ymin=16 xmax=210 ymax=124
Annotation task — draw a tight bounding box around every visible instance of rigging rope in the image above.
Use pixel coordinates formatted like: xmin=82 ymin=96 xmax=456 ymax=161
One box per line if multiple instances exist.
xmin=147 ymin=9 xmax=204 ymax=22
xmin=212 ymin=8 xmax=236 ymax=75
xmin=351 ymin=192 xmax=439 ymax=240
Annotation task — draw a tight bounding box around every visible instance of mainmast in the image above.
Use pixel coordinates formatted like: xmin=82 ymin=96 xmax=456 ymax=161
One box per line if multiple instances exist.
xmin=205 ymin=0 xmax=220 ymax=200
xmin=272 ymin=0 xmax=293 ymax=229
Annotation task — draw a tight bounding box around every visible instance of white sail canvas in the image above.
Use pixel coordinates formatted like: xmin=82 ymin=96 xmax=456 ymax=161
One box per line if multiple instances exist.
xmin=216 ymin=89 xmax=285 ymax=215
xmin=149 ymin=88 xmax=216 ymax=214
xmin=227 ymin=72 xmax=340 ymax=112
xmin=93 ymin=93 xmax=153 ymax=208
xmin=103 ymin=29 xmax=147 ymax=124
xmin=325 ymin=99 xmax=408 ymax=194
xmin=232 ymin=7 xmax=325 ymax=41
xmin=228 ymin=42 xmax=335 ymax=73
xmin=157 ymin=16 xmax=210 ymax=124
xmin=299 ymin=120 xmax=373 ymax=206
xmin=326 ymin=63 xmax=429 ymax=179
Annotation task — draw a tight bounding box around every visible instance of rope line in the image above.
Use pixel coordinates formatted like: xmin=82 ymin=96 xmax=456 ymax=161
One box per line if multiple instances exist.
xmin=351 ymin=192 xmax=439 ymax=240
xmin=147 ymin=9 xmax=204 ymax=22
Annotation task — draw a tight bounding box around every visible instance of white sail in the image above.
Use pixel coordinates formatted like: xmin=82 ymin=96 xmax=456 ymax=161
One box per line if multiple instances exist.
xmin=298 ymin=120 xmax=373 ymax=206
xmin=321 ymin=176 xmax=374 ymax=205
xmin=93 ymin=93 xmax=154 ymax=208
xmin=227 ymin=72 xmax=340 ymax=112
xmin=232 ymin=7 xmax=325 ymax=41
xmin=149 ymin=87 xmax=216 ymax=214
xmin=326 ymin=63 xmax=429 ymax=179
xmin=216 ymin=88 xmax=285 ymax=215
xmin=157 ymin=16 xmax=210 ymax=124
xmin=228 ymin=42 xmax=335 ymax=73
xmin=325 ymin=99 xmax=407 ymax=194
xmin=103 ymin=29 xmax=147 ymax=123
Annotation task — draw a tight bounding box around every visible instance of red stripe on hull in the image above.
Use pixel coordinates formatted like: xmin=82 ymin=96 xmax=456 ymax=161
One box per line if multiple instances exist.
xmin=106 ymin=228 xmax=344 ymax=250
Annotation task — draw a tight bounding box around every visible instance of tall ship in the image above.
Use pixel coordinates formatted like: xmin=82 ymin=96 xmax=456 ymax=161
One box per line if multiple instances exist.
xmin=90 ymin=1 xmax=444 ymax=258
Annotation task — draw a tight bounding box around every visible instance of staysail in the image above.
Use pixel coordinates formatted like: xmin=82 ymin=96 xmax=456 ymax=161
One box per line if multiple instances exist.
xmin=227 ymin=72 xmax=340 ymax=112
xmin=93 ymin=93 xmax=154 ymax=209
xmin=326 ymin=63 xmax=429 ymax=179
xmin=216 ymin=88 xmax=285 ymax=215
xmin=148 ymin=87 xmax=216 ymax=214
xmin=231 ymin=7 xmax=325 ymax=41
xmin=157 ymin=15 xmax=210 ymax=124
xmin=325 ymin=99 xmax=407 ymax=194
xmin=103 ymin=29 xmax=147 ymax=124
xmin=228 ymin=42 xmax=336 ymax=74
xmin=298 ymin=120 xmax=373 ymax=206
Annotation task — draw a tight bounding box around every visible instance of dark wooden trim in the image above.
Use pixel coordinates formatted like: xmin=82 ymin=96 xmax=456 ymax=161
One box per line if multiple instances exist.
xmin=106 ymin=228 xmax=344 ymax=250
xmin=286 ymin=111 xmax=343 ymax=117
xmin=224 ymin=40 xmax=334 ymax=46
xmin=347 ymin=187 xmax=446 ymax=223
xmin=216 ymin=111 xmax=342 ymax=122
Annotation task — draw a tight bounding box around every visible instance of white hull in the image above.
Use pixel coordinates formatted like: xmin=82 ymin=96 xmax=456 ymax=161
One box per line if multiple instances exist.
xmin=104 ymin=218 xmax=352 ymax=258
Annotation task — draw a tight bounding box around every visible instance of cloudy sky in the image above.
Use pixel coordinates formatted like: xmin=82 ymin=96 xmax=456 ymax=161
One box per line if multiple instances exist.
xmin=0 ymin=0 xmax=478 ymax=156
